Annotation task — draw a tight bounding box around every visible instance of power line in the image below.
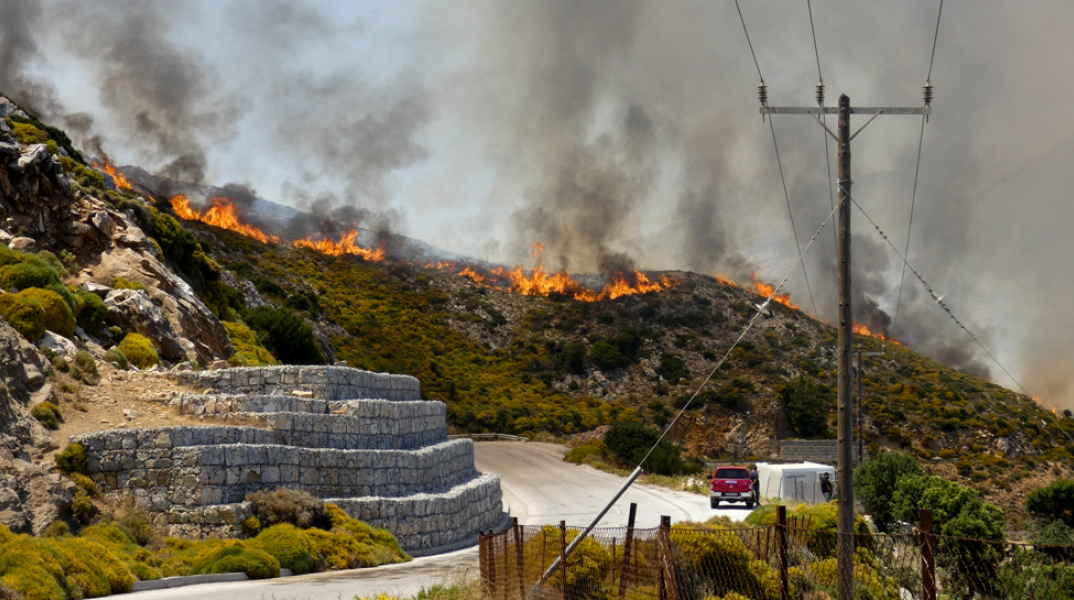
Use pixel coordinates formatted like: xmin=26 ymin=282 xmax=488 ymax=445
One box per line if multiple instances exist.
xmin=892 ymin=0 xmax=946 ymax=336
xmin=734 ymin=0 xmax=820 ymax=319
xmin=639 ymin=201 xmax=840 ymax=467
xmin=841 ymin=182 xmax=1074 ymax=446
xmin=805 ymin=0 xmax=838 ymax=245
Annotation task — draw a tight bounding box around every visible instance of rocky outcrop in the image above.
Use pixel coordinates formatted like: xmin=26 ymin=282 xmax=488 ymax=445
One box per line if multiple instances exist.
xmin=0 ymin=319 xmax=72 ymax=534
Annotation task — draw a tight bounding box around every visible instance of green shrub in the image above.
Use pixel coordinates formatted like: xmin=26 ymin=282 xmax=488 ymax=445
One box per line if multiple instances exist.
xmin=250 ymin=524 xmax=314 ymax=575
xmin=241 ymin=516 xmax=262 ymax=537
xmin=189 ymin=544 xmax=280 ymax=580
xmin=0 ymin=537 xmax=68 ymax=600
xmin=111 ymin=277 xmax=147 ymax=292
xmin=0 ymin=293 xmax=45 ymax=341
xmin=588 ymin=340 xmax=624 ymax=370
xmin=71 ymin=490 xmax=94 ymax=524
xmin=102 ymin=348 xmax=129 ymax=370
xmin=655 ymin=352 xmax=688 ymax=384
xmin=31 ymin=402 xmax=62 ymax=430
xmin=224 ymin=321 xmax=277 ymax=367
xmin=1027 ymin=479 xmax=1074 ymax=528
xmin=71 ymin=350 xmax=99 ymax=385
xmin=16 ymin=289 xmax=74 ymax=338
xmin=603 ymin=421 xmax=686 ymax=475
xmin=116 ymin=333 xmax=159 ymax=369
xmin=0 ymin=258 xmax=74 ymax=310
xmin=244 ymin=306 xmax=325 ymax=365
xmin=56 ymin=443 xmax=87 ymax=476
xmin=246 ymin=488 xmax=329 ymax=529
xmin=57 ymin=537 xmax=135 ymax=595
xmin=779 ymin=376 xmax=833 ymax=437
xmin=854 ymin=451 xmax=923 ymax=533
xmin=40 ymin=521 xmax=71 ymax=539
xmin=75 ymin=292 xmax=107 ymax=333
xmin=68 ymin=473 xmax=97 ymax=496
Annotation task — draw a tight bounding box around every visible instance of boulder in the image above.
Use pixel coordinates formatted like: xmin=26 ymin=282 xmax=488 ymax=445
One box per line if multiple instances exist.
xmin=105 ymin=289 xmax=186 ymax=360
xmin=78 ymin=281 xmax=113 ymax=297
xmin=38 ymin=332 xmax=78 ymax=361
xmin=9 ymin=237 xmax=35 ymax=252
xmin=90 ymin=210 xmax=115 ymax=237
xmin=14 ymin=144 xmax=49 ymax=172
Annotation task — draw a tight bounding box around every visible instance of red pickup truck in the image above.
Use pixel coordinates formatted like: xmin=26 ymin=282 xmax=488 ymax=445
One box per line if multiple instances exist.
xmin=710 ymin=466 xmax=754 ymax=509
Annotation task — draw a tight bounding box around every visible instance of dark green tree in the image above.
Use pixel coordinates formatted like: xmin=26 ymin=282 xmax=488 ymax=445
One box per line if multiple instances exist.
xmin=655 ymin=352 xmax=688 ymax=384
xmin=1027 ymin=479 xmax=1074 ymax=528
xmin=588 ymin=340 xmax=624 ymax=370
xmin=854 ymin=451 xmax=923 ymax=532
xmin=780 ymin=377 xmax=832 ymax=437
xmin=603 ymin=421 xmax=685 ymax=476
xmin=244 ymin=306 xmax=326 ymax=365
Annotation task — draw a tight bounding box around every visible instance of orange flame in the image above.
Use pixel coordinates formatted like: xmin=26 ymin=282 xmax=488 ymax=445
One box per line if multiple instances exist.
xmin=715 ymin=273 xmax=739 ymax=288
xmin=459 ymin=266 xmax=486 ymax=283
xmin=170 ymin=194 xmax=280 ymax=244
xmin=94 ymin=160 xmax=132 ymax=190
xmin=292 ymin=229 xmax=385 ymax=262
xmin=442 ymin=263 xmax=675 ymax=302
xmin=749 ymin=274 xmax=799 ymax=310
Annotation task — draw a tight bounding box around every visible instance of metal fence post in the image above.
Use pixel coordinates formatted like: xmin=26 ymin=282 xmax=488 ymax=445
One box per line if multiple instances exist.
xmin=778 ymin=506 xmax=789 ymax=600
xmin=559 ymin=521 xmax=569 ymax=600
xmin=513 ymin=518 xmax=525 ymax=600
xmin=617 ymin=503 xmax=637 ymax=600
xmin=921 ymin=509 xmax=936 ymax=600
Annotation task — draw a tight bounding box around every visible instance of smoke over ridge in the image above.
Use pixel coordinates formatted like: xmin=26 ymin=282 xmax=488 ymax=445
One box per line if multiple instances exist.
xmin=1 ymin=1 xmax=1073 ymax=407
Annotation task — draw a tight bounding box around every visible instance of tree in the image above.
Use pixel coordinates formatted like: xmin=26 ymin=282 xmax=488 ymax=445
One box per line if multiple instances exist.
xmin=1027 ymin=479 xmax=1074 ymax=528
xmin=854 ymin=451 xmax=923 ymax=532
xmin=588 ymin=340 xmax=624 ymax=370
xmin=244 ymin=306 xmax=326 ymax=365
xmin=656 ymin=352 xmax=688 ymax=384
xmin=779 ymin=377 xmax=832 ymax=437
xmin=603 ymin=421 xmax=685 ymax=476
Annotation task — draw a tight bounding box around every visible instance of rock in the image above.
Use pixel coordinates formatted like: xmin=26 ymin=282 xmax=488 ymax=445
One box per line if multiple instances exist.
xmin=172 ymin=361 xmax=193 ymax=372
xmin=123 ymin=409 xmax=141 ymax=421
xmin=0 ymin=141 xmax=18 ymax=156
xmin=0 ymin=230 xmax=10 ymax=245
xmin=9 ymin=237 xmax=35 ymax=252
xmin=0 ymin=97 xmax=27 ymax=119
xmin=115 ymin=226 xmax=147 ymax=246
xmin=14 ymin=144 xmax=49 ymax=172
xmin=90 ymin=211 xmax=115 ymax=237
xmin=38 ymin=331 xmax=77 ymax=361
xmin=59 ymin=218 xmax=91 ymax=237
xmin=79 ymin=281 xmax=113 ymax=297
xmin=105 ymin=289 xmax=186 ymax=360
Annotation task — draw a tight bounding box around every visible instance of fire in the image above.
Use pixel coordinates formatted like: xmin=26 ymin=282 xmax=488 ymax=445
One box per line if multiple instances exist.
xmin=458 ymin=266 xmax=486 ymax=284
xmin=94 ymin=160 xmax=132 ymax=190
xmin=715 ymin=273 xmax=739 ymax=288
xmin=292 ymin=229 xmax=385 ymax=262
xmin=170 ymin=194 xmax=280 ymax=244
xmin=749 ymin=274 xmax=798 ymax=310
xmin=441 ymin=263 xmax=675 ymax=302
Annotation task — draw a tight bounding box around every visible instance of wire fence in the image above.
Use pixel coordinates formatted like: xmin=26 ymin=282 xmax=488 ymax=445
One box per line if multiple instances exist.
xmin=479 ymin=510 xmax=1074 ymax=600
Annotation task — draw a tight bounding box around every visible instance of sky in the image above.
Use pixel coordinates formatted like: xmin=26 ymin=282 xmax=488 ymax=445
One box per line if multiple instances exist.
xmin=3 ymin=0 xmax=1074 ymax=410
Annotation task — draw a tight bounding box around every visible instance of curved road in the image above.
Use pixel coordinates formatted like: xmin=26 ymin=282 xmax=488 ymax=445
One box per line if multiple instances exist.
xmin=126 ymin=442 xmax=749 ymax=600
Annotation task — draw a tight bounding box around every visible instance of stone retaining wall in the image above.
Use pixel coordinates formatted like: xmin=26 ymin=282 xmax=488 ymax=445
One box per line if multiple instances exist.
xmin=156 ymin=473 xmax=504 ymax=551
xmin=177 ymin=394 xmax=330 ymax=415
xmin=779 ymin=439 xmax=870 ymax=463
xmin=174 ymin=366 xmax=421 ymax=401
xmin=76 ymin=436 xmax=477 ymax=508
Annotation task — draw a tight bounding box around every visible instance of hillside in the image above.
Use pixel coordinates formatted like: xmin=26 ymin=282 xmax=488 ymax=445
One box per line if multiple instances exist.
xmin=1 ymin=92 xmax=1072 ymax=530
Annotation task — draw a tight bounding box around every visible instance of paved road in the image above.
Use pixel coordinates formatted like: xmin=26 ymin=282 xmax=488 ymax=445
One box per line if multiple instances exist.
xmin=125 ymin=442 xmax=748 ymax=600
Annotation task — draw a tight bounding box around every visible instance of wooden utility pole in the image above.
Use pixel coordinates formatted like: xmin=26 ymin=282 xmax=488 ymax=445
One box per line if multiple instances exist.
xmin=761 ymin=92 xmax=930 ymax=600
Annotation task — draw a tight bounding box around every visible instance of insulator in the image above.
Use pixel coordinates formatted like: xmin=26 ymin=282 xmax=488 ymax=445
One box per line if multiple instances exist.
xmin=815 ymin=81 xmax=825 ymax=105
xmin=923 ymin=81 xmax=934 ymax=105
xmin=758 ymin=81 xmax=768 ymax=105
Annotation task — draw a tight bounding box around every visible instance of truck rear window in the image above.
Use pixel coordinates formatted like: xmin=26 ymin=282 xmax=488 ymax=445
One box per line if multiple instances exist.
xmin=714 ymin=468 xmax=749 ymax=479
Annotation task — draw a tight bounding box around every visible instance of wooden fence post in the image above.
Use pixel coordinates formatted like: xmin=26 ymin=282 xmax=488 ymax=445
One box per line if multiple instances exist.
xmin=778 ymin=506 xmax=789 ymax=600
xmin=617 ymin=502 xmax=637 ymax=600
xmin=501 ymin=528 xmax=510 ymax=600
xmin=658 ymin=515 xmax=678 ymax=600
xmin=513 ymin=518 xmax=525 ymax=600
xmin=559 ymin=521 xmax=569 ymax=600
xmin=489 ymin=531 xmax=499 ymax=600
xmin=921 ymin=509 xmax=936 ymax=600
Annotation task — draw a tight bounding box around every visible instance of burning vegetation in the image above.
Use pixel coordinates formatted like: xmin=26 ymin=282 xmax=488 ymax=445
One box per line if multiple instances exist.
xmin=292 ymin=230 xmax=385 ymax=262
xmin=169 ymin=194 xmax=280 ymax=245
xmin=94 ymin=160 xmax=132 ymax=190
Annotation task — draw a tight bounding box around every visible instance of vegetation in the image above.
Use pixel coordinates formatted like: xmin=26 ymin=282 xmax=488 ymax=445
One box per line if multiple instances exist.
xmin=15 ymin=288 xmax=74 ymax=338
xmin=31 ymin=402 xmax=63 ymax=430
xmin=602 ymin=421 xmax=692 ymax=476
xmin=1026 ymin=479 xmax=1074 ymax=528
xmin=73 ymin=292 xmax=107 ymax=333
xmin=854 ymin=451 xmax=923 ymax=532
xmin=243 ymin=306 xmax=324 ymax=365
xmin=116 ymin=333 xmax=159 ymax=369
xmin=0 ymin=292 xmax=45 ymax=341
xmin=779 ymin=376 xmax=833 ymax=438
xmin=223 ymin=321 xmax=277 ymax=366
xmin=102 ymin=348 xmax=129 ymax=370
xmin=55 ymin=444 xmax=87 ymax=476
xmin=245 ymin=488 xmax=329 ymax=530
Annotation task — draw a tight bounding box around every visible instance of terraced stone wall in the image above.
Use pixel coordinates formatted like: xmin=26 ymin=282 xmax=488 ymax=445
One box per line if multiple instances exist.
xmin=173 ymin=366 xmax=421 ymax=401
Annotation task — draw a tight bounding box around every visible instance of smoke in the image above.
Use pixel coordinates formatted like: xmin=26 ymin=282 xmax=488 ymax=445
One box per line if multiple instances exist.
xmin=0 ymin=0 xmax=60 ymax=117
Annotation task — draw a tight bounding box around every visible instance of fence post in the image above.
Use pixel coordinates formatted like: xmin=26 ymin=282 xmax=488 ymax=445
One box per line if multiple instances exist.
xmin=778 ymin=506 xmax=789 ymax=600
xmin=502 ymin=528 xmax=510 ymax=600
xmin=559 ymin=521 xmax=569 ymax=600
xmin=480 ymin=531 xmax=493 ymax=600
xmin=920 ymin=509 xmax=936 ymax=600
xmin=618 ymin=503 xmax=637 ymax=600
xmin=658 ymin=515 xmax=678 ymax=600
xmin=489 ymin=531 xmax=499 ymax=600
xmin=513 ymin=518 xmax=525 ymax=600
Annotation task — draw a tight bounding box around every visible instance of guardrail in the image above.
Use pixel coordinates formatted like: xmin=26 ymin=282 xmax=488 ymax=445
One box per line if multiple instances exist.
xmin=450 ymin=433 xmax=527 ymax=442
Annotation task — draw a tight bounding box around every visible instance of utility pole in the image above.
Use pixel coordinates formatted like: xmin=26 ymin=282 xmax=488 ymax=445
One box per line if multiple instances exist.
xmin=761 ymin=88 xmax=930 ymax=600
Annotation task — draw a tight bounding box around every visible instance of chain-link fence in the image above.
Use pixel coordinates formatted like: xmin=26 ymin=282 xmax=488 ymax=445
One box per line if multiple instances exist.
xmin=479 ymin=510 xmax=1074 ymax=600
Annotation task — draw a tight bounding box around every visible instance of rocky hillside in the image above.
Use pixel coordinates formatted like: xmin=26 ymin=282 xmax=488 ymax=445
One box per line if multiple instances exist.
xmin=1 ymin=91 xmax=1072 ymax=529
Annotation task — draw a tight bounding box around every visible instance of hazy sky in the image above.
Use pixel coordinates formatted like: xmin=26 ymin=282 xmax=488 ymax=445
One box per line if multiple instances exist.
xmin=4 ymin=1 xmax=1074 ymax=409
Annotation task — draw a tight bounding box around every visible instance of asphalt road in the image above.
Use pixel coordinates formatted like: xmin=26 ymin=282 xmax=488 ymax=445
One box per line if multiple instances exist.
xmin=124 ymin=441 xmax=749 ymax=600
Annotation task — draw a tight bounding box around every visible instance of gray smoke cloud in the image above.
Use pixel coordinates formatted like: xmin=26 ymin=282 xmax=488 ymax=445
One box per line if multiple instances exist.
xmin=9 ymin=0 xmax=1074 ymax=407
xmin=0 ymin=0 xmax=60 ymax=117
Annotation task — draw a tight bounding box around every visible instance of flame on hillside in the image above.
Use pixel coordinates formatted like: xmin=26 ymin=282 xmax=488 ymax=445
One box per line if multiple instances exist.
xmin=94 ymin=160 xmax=132 ymax=190
xmin=430 ymin=243 xmax=677 ymax=301
xmin=170 ymin=194 xmax=280 ymax=244
xmin=749 ymin=274 xmax=798 ymax=310
xmin=715 ymin=273 xmax=739 ymax=288
xmin=293 ymin=229 xmax=385 ymax=262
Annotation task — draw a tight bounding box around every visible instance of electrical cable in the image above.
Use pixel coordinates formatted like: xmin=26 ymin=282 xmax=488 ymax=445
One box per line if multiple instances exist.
xmin=735 ymin=0 xmax=819 ymax=319
xmin=638 ymin=202 xmax=841 ymax=468
xmin=892 ymin=0 xmax=945 ymax=336
xmin=806 ymin=0 xmax=838 ymax=244
xmin=841 ymin=182 xmax=1074 ymax=445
